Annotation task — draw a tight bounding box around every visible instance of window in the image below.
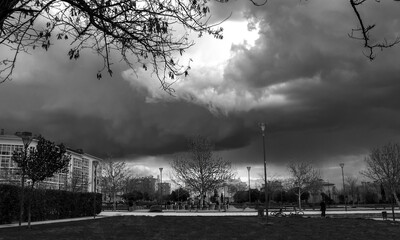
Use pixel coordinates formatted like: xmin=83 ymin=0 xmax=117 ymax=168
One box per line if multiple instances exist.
xmin=82 ymin=158 xmax=89 ymax=168
xmin=73 ymin=158 xmax=82 ymax=168
xmin=11 ymin=145 xmax=23 ymax=152
xmin=10 ymin=157 xmax=19 ymax=168
xmin=0 ymin=169 xmax=9 ymax=178
xmin=82 ymin=158 xmax=89 ymax=182
xmin=1 ymin=144 xmax=24 ymax=157
xmin=0 ymin=156 xmax=9 ymax=167
xmin=0 ymin=144 xmax=12 ymax=155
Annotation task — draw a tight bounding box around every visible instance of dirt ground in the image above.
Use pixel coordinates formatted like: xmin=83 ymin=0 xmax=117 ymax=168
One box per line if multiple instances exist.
xmin=0 ymin=216 xmax=399 ymax=240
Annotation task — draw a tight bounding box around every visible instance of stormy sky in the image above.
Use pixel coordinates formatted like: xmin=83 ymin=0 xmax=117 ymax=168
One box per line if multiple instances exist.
xmin=1 ymin=0 xmax=400 ymax=187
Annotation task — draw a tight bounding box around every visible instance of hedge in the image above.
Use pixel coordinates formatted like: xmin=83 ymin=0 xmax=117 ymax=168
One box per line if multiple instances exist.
xmin=0 ymin=184 xmax=102 ymax=224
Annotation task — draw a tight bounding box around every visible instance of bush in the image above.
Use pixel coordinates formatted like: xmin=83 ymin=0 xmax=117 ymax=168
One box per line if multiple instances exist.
xmin=0 ymin=184 xmax=102 ymax=224
xmin=0 ymin=184 xmax=20 ymax=224
xmin=149 ymin=205 xmax=163 ymax=212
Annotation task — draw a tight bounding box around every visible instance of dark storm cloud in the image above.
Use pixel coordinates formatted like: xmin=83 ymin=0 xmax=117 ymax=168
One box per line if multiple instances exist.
xmin=0 ymin=54 xmax=251 ymax=159
xmin=219 ymin=0 xmax=400 ymax=166
xmin=224 ymin=1 xmax=359 ymax=88
xmin=1 ymin=0 xmax=400 ymax=185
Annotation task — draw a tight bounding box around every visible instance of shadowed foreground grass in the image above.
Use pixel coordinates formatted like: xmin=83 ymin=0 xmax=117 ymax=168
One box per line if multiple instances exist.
xmin=1 ymin=216 xmax=399 ymax=240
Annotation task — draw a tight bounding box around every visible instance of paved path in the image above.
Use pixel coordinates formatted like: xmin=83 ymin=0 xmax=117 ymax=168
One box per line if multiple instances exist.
xmin=1 ymin=207 xmax=399 ymax=229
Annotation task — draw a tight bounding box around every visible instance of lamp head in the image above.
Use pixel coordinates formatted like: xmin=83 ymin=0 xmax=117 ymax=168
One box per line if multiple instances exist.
xmin=339 ymin=163 xmax=344 ymax=168
xmin=259 ymin=122 xmax=266 ymax=132
xmin=247 ymin=166 xmax=251 ymax=171
xmin=16 ymin=131 xmax=33 ymax=147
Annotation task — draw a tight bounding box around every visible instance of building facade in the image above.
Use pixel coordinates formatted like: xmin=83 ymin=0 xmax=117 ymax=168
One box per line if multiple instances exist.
xmin=0 ymin=131 xmax=102 ymax=192
xmin=127 ymin=176 xmax=157 ymax=196
xmin=157 ymin=182 xmax=171 ymax=196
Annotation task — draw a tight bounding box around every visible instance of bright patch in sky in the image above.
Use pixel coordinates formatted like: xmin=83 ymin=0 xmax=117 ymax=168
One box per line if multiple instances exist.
xmin=189 ymin=20 xmax=260 ymax=67
xmin=123 ymin=20 xmax=289 ymax=114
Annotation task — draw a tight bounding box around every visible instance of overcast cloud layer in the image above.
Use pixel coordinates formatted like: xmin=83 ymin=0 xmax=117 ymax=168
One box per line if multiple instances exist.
xmin=1 ymin=0 xmax=400 ymax=185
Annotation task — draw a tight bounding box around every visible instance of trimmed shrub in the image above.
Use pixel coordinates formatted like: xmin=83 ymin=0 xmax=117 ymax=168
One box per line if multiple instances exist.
xmin=0 ymin=184 xmax=102 ymax=224
xmin=149 ymin=205 xmax=163 ymax=212
xmin=0 ymin=184 xmax=20 ymax=224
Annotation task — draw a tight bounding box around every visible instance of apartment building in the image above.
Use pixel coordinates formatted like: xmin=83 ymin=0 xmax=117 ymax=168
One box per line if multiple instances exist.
xmin=0 ymin=130 xmax=102 ymax=192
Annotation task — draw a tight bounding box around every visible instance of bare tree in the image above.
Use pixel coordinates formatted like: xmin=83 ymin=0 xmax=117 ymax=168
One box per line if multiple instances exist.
xmin=258 ymin=173 xmax=284 ymax=203
xmin=349 ymin=0 xmax=400 ymax=60
xmin=101 ymin=157 xmax=130 ymax=211
xmin=287 ymin=162 xmax=321 ymax=209
xmin=0 ymin=0 xmax=264 ymax=88
xmin=1 ymin=1 xmax=398 ymax=87
xmin=64 ymin=170 xmax=89 ymax=192
xmin=308 ymin=179 xmax=323 ymax=208
xmin=345 ymin=176 xmax=358 ymax=206
xmin=170 ymin=135 xmax=235 ymax=207
xmin=361 ymin=142 xmax=400 ymax=208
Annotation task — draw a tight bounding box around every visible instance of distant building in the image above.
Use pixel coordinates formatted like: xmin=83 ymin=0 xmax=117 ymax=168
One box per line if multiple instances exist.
xmin=0 ymin=130 xmax=102 ymax=192
xmin=127 ymin=176 xmax=157 ymax=196
xmin=155 ymin=174 xmax=171 ymax=196
xmin=157 ymin=182 xmax=171 ymax=196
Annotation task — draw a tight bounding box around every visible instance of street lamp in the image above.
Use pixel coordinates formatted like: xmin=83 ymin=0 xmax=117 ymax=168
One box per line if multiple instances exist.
xmin=339 ymin=163 xmax=347 ymax=211
xmin=159 ymin=168 xmax=163 ymax=205
xmin=247 ymin=167 xmax=251 ymax=203
xmin=259 ymin=122 xmax=268 ymax=221
xmin=16 ymin=131 xmax=33 ymax=227
xmin=93 ymin=161 xmax=99 ymax=219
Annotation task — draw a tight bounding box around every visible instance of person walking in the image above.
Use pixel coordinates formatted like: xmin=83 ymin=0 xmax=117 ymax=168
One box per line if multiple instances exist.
xmin=320 ymin=199 xmax=326 ymax=218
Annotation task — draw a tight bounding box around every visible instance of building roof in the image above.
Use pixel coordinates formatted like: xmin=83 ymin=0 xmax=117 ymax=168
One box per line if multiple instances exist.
xmin=0 ymin=134 xmax=22 ymax=140
xmin=1 ymin=133 xmax=102 ymax=161
xmin=0 ymin=134 xmax=39 ymax=143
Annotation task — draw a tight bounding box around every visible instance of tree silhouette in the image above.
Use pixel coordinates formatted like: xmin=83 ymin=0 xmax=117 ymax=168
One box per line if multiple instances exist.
xmin=101 ymin=158 xmax=130 ymax=211
xmin=349 ymin=0 xmax=400 ymax=60
xmin=362 ymin=142 xmax=400 ymax=208
xmin=286 ymin=161 xmax=321 ymax=209
xmin=1 ymin=1 xmax=398 ymax=87
xmin=12 ymin=135 xmax=70 ymax=228
xmin=0 ymin=0 xmax=263 ymax=88
xmin=345 ymin=176 xmax=358 ymax=206
xmin=170 ymin=135 xmax=234 ymax=207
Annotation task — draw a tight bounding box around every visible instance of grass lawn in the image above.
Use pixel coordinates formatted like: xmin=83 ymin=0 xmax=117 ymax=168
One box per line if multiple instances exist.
xmin=1 ymin=216 xmax=399 ymax=240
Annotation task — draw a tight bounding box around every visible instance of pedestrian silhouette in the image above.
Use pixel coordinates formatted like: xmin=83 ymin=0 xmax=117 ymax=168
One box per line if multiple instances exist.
xmin=320 ymin=200 xmax=326 ymax=218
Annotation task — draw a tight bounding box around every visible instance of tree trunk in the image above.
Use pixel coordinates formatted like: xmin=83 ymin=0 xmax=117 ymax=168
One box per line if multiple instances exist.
xmin=312 ymin=194 xmax=316 ymax=210
xmin=200 ymin=192 xmax=203 ymax=208
xmin=19 ymin=173 xmax=25 ymax=226
xmin=298 ymin=188 xmax=302 ymax=209
xmin=391 ymin=194 xmax=395 ymax=222
xmin=28 ymin=183 xmax=34 ymax=229
xmin=113 ymin=190 xmax=116 ymax=211
xmin=392 ymin=191 xmax=400 ymax=209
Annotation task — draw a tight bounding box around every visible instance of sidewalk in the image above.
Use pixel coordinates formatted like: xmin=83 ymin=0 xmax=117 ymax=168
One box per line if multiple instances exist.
xmin=0 ymin=216 xmax=106 ymax=229
xmin=1 ymin=207 xmax=399 ymax=229
xmin=98 ymin=208 xmax=400 ymax=217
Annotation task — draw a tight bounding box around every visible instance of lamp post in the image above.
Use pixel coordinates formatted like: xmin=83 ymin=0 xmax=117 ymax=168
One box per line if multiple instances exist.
xmin=247 ymin=167 xmax=251 ymax=203
xmin=16 ymin=131 xmax=33 ymax=227
xmin=339 ymin=163 xmax=347 ymax=211
xmin=93 ymin=161 xmax=99 ymax=219
xmin=159 ymin=167 xmax=163 ymax=205
xmin=259 ymin=123 xmax=268 ymax=221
